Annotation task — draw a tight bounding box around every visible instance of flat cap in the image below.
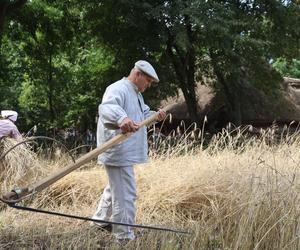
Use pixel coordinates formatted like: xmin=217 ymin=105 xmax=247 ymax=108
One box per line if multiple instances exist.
xmin=134 ymin=60 xmax=159 ymax=82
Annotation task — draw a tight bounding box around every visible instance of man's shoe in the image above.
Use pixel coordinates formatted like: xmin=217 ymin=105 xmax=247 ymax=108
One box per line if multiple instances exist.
xmin=92 ymin=223 xmax=112 ymax=232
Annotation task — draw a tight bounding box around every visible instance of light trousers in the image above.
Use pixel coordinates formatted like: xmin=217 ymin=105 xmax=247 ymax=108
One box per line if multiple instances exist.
xmin=92 ymin=165 xmax=136 ymax=240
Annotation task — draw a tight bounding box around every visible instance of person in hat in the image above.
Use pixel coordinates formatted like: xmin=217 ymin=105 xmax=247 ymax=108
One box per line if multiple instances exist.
xmin=0 ymin=110 xmax=21 ymax=140
xmin=92 ymin=60 xmax=166 ymax=241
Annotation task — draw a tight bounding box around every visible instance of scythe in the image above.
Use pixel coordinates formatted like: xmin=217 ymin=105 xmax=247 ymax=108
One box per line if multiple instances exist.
xmin=1 ymin=108 xmax=168 ymax=204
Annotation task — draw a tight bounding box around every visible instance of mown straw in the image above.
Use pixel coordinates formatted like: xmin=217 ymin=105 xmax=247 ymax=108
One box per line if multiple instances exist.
xmin=0 ymin=138 xmax=44 ymax=194
xmin=1 ymin=127 xmax=300 ymax=249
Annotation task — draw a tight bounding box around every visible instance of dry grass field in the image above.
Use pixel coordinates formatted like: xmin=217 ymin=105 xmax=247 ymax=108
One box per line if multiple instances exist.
xmin=1 ymin=126 xmax=300 ymax=249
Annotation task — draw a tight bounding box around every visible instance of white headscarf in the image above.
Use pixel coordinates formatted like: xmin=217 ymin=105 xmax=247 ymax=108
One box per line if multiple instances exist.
xmin=1 ymin=110 xmax=18 ymax=122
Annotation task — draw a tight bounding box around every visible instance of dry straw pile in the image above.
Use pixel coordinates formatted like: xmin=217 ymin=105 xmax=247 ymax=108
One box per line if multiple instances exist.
xmin=1 ymin=127 xmax=300 ymax=249
xmin=0 ymin=138 xmax=42 ymax=195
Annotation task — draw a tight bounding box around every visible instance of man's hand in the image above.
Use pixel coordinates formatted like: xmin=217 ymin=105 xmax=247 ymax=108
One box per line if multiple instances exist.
xmin=119 ymin=117 xmax=139 ymax=133
xmin=157 ymin=109 xmax=166 ymax=121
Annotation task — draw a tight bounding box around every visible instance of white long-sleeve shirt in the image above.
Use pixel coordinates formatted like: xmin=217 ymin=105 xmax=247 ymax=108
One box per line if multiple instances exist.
xmin=97 ymin=78 xmax=155 ymax=166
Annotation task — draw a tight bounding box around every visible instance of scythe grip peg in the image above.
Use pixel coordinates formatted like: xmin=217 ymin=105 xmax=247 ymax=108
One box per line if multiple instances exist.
xmin=1 ymin=187 xmax=29 ymax=204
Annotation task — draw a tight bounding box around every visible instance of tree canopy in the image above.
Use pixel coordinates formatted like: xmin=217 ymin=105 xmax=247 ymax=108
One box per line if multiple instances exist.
xmin=83 ymin=0 xmax=299 ymax=123
xmin=0 ymin=0 xmax=299 ymax=134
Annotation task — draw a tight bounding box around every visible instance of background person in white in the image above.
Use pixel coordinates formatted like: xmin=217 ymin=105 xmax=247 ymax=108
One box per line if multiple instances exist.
xmin=0 ymin=110 xmax=21 ymax=140
xmin=92 ymin=60 xmax=166 ymax=241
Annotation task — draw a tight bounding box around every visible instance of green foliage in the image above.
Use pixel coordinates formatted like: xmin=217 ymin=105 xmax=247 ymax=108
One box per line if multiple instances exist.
xmin=273 ymin=58 xmax=300 ymax=79
xmin=2 ymin=0 xmax=117 ymax=133
xmin=0 ymin=35 xmax=26 ymax=117
xmin=64 ymin=42 xmax=116 ymax=129
xmin=1 ymin=0 xmax=299 ymax=133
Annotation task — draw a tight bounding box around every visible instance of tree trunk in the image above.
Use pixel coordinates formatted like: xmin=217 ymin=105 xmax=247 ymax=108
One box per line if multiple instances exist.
xmin=48 ymin=51 xmax=55 ymax=122
xmin=179 ymin=74 xmax=199 ymax=123
xmin=166 ymin=27 xmax=199 ymax=123
xmin=228 ymin=76 xmax=242 ymax=125
xmin=210 ymin=51 xmax=242 ymax=126
xmin=0 ymin=3 xmax=8 ymax=40
xmin=0 ymin=0 xmax=27 ymax=42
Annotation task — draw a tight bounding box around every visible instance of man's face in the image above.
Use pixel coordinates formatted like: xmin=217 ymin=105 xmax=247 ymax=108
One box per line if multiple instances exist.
xmin=136 ymin=71 xmax=154 ymax=92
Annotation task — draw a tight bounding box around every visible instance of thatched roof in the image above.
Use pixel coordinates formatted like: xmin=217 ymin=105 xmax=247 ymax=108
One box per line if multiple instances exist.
xmin=161 ymin=77 xmax=300 ymax=126
xmin=161 ymin=84 xmax=215 ymax=121
xmin=283 ymin=77 xmax=300 ymax=107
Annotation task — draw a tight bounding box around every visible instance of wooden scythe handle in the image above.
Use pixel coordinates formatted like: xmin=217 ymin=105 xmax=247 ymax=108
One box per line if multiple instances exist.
xmin=1 ymin=107 xmax=170 ymax=203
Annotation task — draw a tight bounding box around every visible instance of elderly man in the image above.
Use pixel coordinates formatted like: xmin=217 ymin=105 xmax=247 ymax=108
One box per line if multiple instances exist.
xmin=92 ymin=60 xmax=166 ymax=241
xmin=0 ymin=110 xmax=21 ymax=140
